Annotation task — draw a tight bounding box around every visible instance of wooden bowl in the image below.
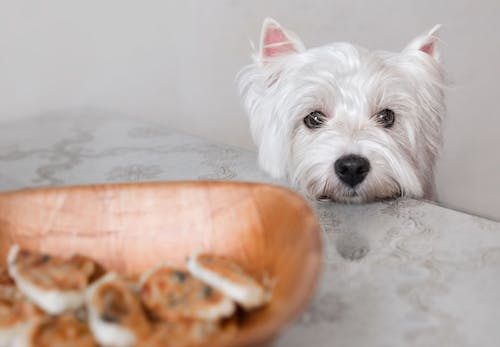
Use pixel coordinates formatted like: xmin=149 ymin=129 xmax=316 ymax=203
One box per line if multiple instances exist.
xmin=0 ymin=181 xmax=322 ymax=346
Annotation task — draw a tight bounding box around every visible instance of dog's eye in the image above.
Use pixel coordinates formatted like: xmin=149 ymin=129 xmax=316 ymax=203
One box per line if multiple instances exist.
xmin=376 ymin=109 xmax=395 ymax=128
xmin=303 ymin=111 xmax=327 ymax=129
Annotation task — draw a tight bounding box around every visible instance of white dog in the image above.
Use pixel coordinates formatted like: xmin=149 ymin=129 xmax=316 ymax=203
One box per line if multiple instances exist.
xmin=238 ymin=18 xmax=445 ymax=203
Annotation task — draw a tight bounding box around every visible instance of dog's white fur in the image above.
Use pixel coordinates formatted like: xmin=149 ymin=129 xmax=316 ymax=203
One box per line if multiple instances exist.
xmin=238 ymin=18 xmax=445 ymax=202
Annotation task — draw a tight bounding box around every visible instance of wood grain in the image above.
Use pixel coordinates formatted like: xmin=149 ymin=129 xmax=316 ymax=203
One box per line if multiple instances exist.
xmin=0 ymin=181 xmax=322 ymax=347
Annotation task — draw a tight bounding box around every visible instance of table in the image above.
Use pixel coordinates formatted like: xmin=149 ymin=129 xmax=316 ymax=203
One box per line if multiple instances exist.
xmin=1 ymin=114 xmax=499 ymax=347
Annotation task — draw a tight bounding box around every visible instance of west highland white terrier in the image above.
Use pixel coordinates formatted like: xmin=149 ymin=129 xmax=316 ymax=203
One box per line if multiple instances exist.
xmin=238 ymin=18 xmax=445 ymax=203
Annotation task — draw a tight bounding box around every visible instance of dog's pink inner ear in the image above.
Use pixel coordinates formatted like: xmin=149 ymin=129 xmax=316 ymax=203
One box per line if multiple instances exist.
xmin=419 ymin=41 xmax=435 ymax=56
xmin=404 ymin=24 xmax=441 ymax=60
xmin=259 ymin=19 xmax=304 ymax=60
xmin=262 ymin=27 xmax=297 ymax=58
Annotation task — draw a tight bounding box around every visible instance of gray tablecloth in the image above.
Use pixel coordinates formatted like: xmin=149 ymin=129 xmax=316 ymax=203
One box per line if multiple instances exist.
xmin=1 ymin=114 xmax=499 ymax=347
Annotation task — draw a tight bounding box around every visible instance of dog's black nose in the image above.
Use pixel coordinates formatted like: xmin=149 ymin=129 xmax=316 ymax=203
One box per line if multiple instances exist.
xmin=334 ymin=155 xmax=370 ymax=187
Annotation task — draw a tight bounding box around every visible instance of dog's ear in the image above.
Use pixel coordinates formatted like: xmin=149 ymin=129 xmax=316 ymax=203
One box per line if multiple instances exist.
xmin=239 ymin=19 xmax=304 ymax=178
xmin=403 ymin=25 xmax=441 ymax=60
xmin=257 ymin=18 xmax=305 ymax=63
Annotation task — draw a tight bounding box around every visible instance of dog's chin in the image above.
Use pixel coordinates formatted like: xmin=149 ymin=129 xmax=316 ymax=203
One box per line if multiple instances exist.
xmin=314 ymin=185 xmax=402 ymax=203
xmin=317 ymin=193 xmax=398 ymax=203
xmin=319 ymin=195 xmax=363 ymax=204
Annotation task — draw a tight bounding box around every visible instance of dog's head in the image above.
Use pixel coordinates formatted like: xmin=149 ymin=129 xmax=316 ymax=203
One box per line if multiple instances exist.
xmin=238 ymin=18 xmax=445 ymax=202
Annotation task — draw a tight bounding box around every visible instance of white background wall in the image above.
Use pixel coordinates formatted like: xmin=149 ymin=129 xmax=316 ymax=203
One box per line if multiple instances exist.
xmin=0 ymin=0 xmax=499 ymax=220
